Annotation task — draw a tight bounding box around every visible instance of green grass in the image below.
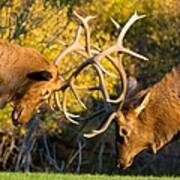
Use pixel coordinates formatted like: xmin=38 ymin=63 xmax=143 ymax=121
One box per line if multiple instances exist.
xmin=0 ymin=173 xmax=179 ymax=180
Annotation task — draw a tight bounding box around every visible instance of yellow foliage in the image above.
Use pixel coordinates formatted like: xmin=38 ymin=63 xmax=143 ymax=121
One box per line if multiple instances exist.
xmin=0 ymin=0 xmax=179 ymax=125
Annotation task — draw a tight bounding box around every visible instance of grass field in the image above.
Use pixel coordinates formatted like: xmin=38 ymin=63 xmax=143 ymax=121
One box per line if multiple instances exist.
xmin=0 ymin=173 xmax=179 ymax=180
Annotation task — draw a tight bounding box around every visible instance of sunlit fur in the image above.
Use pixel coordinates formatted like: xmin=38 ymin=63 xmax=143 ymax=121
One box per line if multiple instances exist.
xmin=0 ymin=39 xmax=62 ymax=125
xmin=116 ymin=65 xmax=180 ymax=169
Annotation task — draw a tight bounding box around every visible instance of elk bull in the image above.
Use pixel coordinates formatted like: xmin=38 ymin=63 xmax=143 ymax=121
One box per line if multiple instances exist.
xmin=116 ymin=65 xmax=180 ymax=169
xmin=0 ymin=39 xmax=62 ymax=125
xmin=78 ymin=13 xmax=179 ymax=169
xmin=85 ymin=65 xmax=180 ymax=169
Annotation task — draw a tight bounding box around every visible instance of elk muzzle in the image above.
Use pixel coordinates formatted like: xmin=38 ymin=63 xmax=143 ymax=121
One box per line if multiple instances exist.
xmin=116 ymin=141 xmax=135 ymax=169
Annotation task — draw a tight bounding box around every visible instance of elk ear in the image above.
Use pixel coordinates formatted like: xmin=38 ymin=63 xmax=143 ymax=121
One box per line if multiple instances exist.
xmin=134 ymin=92 xmax=151 ymax=116
xmin=27 ymin=71 xmax=52 ymax=81
xmin=123 ymin=89 xmax=149 ymax=110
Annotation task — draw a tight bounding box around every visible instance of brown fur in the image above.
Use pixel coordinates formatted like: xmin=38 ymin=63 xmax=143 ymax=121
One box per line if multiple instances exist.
xmin=116 ymin=65 xmax=180 ymax=169
xmin=0 ymin=39 xmax=62 ymax=125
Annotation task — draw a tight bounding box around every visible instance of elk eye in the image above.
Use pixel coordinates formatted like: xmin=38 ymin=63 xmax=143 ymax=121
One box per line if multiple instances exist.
xmin=42 ymin=90 xmax=51 ymax=98
xmin=121 ymin=128 xmax=128 ymax=136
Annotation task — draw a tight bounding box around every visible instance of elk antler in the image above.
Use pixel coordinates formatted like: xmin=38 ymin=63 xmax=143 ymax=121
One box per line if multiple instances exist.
xmin=54 ymin=12 xmax=148 ymax=134
xmin=83 ymin=12 xmax=148 ymax=138
xmin=54 ymin=12 xmax=96 ymax=65
xmin=54 ymin=12 xmax=97 ymax=124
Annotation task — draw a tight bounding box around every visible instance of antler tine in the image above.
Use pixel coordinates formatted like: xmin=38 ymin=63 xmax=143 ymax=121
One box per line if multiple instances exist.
xmin=59 ymin=59 xmax=94 ymax=123
xmin=117 ymin=12 xmax=148 ymax=60
xmin=92 ymin=46 xmax=118 ymax=78
xmin=61 ymin=12 xmax=96 ymax=111
xmin=95 ymin=12 xmax=148 ymax=62
xmin=119 ymin=47 xmax=148 ymax=61
xmin=110 ymin=17 xmax=121 ymax=30
xmin=55 ymin=12 xmax=97 ymax=65
xmin=54 ymin=11 xmax=96 ymax=65
xmin=70 ymin=78 xmax=88 ymax=110
xmin=92 ymin=46 xmax=127 ymax=104
xmin=97 ymin=63 xmax=118 ymax=78
xmin=117 ymin=12 xmax=146 ymax=46
xmin=93 ymin=63 xmax=111 ymax=111
xmin=62 ymin=88 xmax=80 ymax=125
xmin=54 ymin=92 xmax=63 ymax=111
xmin=74 ymin=11 xmax=97 ymax=57
xmin=84 ymin=112 xmax=117 ymax=138
xmin=54 ymin=25 xmax=83 ymax=65
xmin=106 ymin=55 xmax=128 ymax=104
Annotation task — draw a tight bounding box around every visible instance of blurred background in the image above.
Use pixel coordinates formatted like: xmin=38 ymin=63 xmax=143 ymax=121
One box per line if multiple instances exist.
xmin=0 ymin=0 xmax=179 ymax=175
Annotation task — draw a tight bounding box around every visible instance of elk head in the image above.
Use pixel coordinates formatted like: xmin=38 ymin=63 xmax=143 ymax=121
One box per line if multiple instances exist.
xmin=116 ymin=92 xmax=153 ymax=169
xmin=12 ymin=67 xmax=62 ymax=125
xmin=0 ymin=38 xmax=64 ymax=125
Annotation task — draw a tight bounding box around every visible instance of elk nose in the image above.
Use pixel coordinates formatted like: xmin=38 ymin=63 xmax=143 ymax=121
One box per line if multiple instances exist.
xmin=117 ymin=162 xmax=126 ymax=169
xmin=11 ymin=107 xmax=23 ymax=126
xmin=117 ymin=158 xmax=132 ymax=170
xmin=116 ymin=159 xmax=123 ymax=169
xmin=117 ymin=163 xmax=121 ymax=168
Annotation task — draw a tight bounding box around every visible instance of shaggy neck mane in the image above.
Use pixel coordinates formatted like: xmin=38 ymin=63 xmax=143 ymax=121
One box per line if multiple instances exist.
xmin=139 ymin=64 xmax=180 ymax=151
